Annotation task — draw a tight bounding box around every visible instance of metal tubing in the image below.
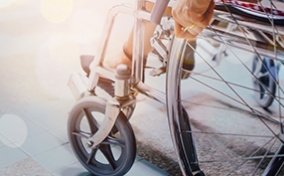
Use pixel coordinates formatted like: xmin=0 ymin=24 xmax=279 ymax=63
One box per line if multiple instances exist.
xmin=166 ymin=37 xmax=191 ymax=176
xmin=136 ymin=81 xmax=166 ymax=104
xmin=89 ymin=99 xmax=120 ymax=148
xmin=87 ymin=4 xmax=133 ymax=91
xmin=87 ymin=3 xmax=151 ymax=91
xmin=132 ymin=0 xmax=145 ymax=86
xmin=150 ymin=0 xmax=170 ymax=24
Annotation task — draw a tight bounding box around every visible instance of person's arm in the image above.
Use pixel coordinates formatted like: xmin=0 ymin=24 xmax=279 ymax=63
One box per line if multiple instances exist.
xmin=172 ymin=0 xmax=215 ymax=41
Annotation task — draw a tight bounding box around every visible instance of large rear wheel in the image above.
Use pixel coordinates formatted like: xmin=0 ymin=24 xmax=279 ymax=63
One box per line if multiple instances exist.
xmin=166 ymin=36 xmax=284 ymax=175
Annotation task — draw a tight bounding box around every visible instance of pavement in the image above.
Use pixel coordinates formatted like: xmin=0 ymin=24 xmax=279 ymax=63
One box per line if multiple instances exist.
xmin=2 ymin=0 xmax=283 ymax=176
xmin=0 ymin=0 xmax=175 ymax=176
xmin=0 ymin=97 xmax=174 ymax=175
xmin=0 ymin=96 xmax=171 ymax=176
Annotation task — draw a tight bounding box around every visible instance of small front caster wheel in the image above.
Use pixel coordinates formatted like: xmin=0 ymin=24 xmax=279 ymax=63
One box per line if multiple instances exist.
xmin=68 ymin=96 xmax=136 ymax=176
xmin=252 ymin=57 xmax=278 ymax=108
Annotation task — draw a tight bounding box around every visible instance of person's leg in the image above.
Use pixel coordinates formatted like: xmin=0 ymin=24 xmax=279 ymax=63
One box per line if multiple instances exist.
xmin=124 ymin=2 xmax=173 ymax=55
xmin=105 ymin=2 xmax=172 ymax=69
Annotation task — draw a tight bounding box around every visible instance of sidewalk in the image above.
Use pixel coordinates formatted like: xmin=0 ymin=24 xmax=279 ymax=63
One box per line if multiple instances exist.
xmin=0 ymin=98 xmax=170 ymax=176
xmin=0 ymin=0 xmax=172 ymax=175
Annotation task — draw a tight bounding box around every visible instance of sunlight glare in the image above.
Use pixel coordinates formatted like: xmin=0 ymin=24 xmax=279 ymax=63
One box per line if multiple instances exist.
xmin=40 ymin=0 xmax=73 ymax=23
xmin=0 ymin=0 xmax=13 ymax=8
xmin=35 ymin=34 xmax=81 ymax=99
xmin=12 ymin=0 xmax=33 ymax=5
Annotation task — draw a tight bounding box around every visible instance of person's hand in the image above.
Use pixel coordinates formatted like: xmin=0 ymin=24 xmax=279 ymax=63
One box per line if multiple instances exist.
xmin=172 ymin=0 xmax=215 ymax=41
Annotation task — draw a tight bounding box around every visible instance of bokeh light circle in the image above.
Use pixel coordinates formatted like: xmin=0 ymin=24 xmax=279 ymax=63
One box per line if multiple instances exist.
xmin=40 ymin=0 xmax=74 ymax=23
xmin=0 ymin=0 xmax=13 ymax=8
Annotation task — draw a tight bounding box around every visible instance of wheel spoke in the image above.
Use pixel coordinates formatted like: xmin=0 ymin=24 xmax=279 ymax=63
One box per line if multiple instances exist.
xmin=72 ymin=130 xmax=91 ymax=139
xmin=87 ymin=148 xmax=98 ymax=164
xmin=253 ymin=138 xmax=277 ymax=175
xmin=82 ymin=108 xmax=99 ymax=134
xmin=100 ymin=144 xmax=117 ymax=170
xmin=101 ymin=136 xmax=126 ymax=148
xmin=167 ymin=10 xmax=284 ymax=173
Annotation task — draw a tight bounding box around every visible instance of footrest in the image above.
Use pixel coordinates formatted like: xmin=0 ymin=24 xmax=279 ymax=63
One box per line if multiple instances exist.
xmin=80 ymin=55 xmax=94 ymax=76
xmin=68 ymin=72 xmax=88 ymax=99
xmin=97 ymin=77 xmax=115 ymax=97
xmin=149 ymin=66 xmax=166 ymax=77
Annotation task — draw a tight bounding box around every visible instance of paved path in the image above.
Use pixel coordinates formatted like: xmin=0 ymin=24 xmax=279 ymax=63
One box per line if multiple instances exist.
xmin=0 ymin=0 xmax=173 ymax=175
xmin=2 ymin=0 xmax=284 ymax=175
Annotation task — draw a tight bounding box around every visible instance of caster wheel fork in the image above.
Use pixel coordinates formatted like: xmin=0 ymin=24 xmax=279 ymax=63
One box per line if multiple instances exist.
xmin=68 ymin=96 xmax=136 ymax=176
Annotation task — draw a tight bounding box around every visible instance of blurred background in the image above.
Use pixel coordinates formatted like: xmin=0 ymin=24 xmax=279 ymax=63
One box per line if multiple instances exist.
xmin=0 ymin=0 xmax=182 ymax=175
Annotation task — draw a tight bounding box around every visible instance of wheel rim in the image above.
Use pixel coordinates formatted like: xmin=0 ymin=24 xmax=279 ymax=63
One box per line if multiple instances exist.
xmin=252 ymin=57 xmax=277 ymax=108
xmin=166 ymin=35 xmax=284 ymax=175
xmin=68 ymin=97 xmax=136 ymax=176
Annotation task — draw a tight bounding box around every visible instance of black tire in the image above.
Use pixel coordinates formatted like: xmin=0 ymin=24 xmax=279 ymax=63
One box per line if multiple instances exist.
xmin=68 ymin=96 xmax=136 ymax=176
xmin=252 ymin=56 xmax=277 ymax=108
xmin=166 ymin=38 xmax=203 ymax=176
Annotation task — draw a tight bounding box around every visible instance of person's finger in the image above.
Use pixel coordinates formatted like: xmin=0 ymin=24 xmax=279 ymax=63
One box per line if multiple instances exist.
xmin=172 ymin=0 xmax=215 ymax=40
xmin=172 ymin=3 xmax=189 ymax=27
xmin=174 ymin=22 xmax=200 ymax=41
xmin=186 ymin=25 xmax=203 ymax=36
xmin=174 ymin=21 xmax=183 ymax=38
xmin=198 ymin=0 xmax=215 ymax=28
xmin=178 ymin=31 xmax=198 ymax=41
xmin=182 ymin=0 xmax=215 ymax=28
xmin=185 ymin=0 xmax=212 ymax=22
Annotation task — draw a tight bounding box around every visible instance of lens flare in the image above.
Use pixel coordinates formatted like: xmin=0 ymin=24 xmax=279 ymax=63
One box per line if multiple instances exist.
xmin=12 ymin=0 xmax=33 ymax=5
xmin=40 ymin=0 xmax=73 ymax=23
xmin=0 ymin=0 xmax=13 ymax=8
